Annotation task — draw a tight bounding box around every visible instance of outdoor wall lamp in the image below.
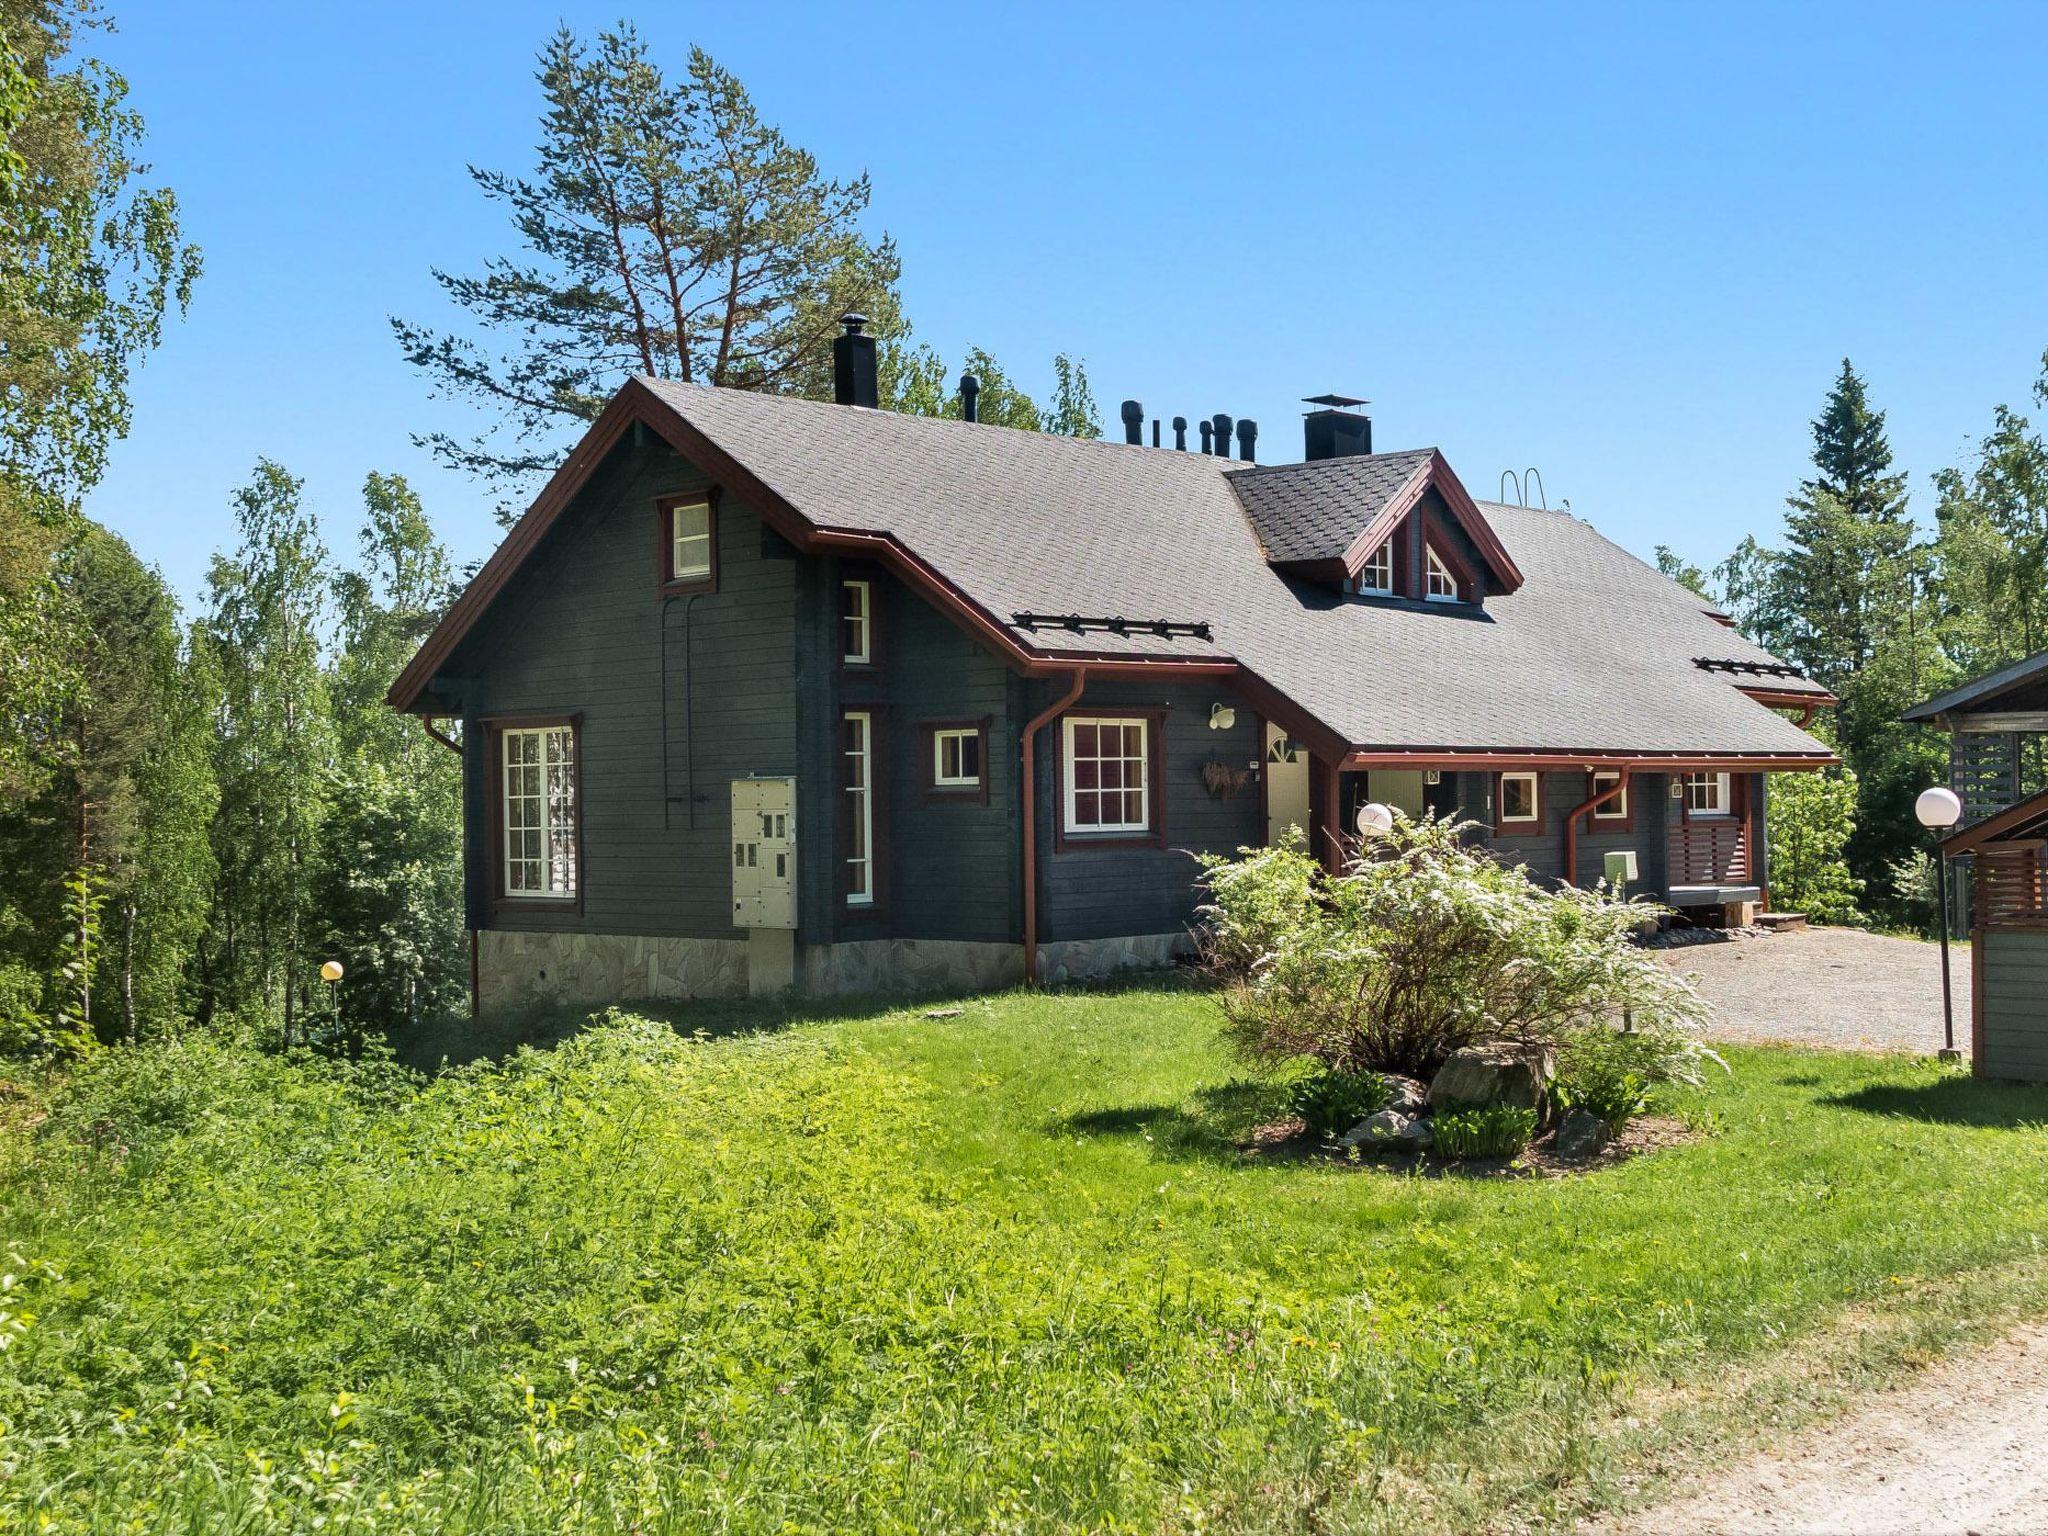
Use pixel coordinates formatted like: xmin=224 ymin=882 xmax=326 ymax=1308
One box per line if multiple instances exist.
xmin=1208 ymin=703 xmax=1236 ymax=731
xmin=1914 ymin=785 xmax=1964 ymax=1062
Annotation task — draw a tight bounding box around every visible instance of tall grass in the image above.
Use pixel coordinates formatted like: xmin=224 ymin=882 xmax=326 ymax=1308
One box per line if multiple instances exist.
xmin=1 ymin=990 xmax=2045 ymax=1532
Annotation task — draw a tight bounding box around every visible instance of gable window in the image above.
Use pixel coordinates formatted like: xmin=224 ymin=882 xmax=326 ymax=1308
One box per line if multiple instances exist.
xmin=1425 ymin=544 xmax=1460 ymax=602
xmin=1497 ymin=771 xmax=1540 ymax=827
xmin=1350 ymin=539 xmax=1394 ymax=597
xmin=1063 ymin=715 xmax=1156 ymax=837
xmin=659 ymin=494 xmax=716 ymax=592
xmin=841 ymin=577 xmax=873 ymax=665
xmin=842 ymin=711 xmax=876 ymax=905
xmin=1683 ymin=771 xmax=1732 ymax=817
xmin=498 ymin=721 xmax=579 ymax=900
xmin=1590 ymin=770 xmax=1631 ymax=824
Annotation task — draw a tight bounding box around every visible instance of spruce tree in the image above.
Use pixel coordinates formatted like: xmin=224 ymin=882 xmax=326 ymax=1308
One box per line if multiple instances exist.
xmin=1778 ymin=360 xmax=1915 ymax=687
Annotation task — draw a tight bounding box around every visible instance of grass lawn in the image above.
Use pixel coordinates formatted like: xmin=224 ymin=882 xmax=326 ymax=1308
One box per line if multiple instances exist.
xmin=4 ymin=982 xmax=2048 ymax=1533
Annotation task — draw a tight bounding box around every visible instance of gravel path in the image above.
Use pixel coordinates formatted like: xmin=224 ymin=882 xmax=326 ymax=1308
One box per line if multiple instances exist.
xmin=1664 ymin=927 xmax=1969 ymax=1056
xmin=1597 ymin=1326 xmax=2048 ymax=1535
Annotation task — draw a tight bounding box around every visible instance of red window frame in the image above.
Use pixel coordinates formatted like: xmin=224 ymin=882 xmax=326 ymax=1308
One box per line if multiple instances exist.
xmin=656 ymin=490 xmax=720 ymax=595
xmin=482 ymin=713 xmax=585 ymax=913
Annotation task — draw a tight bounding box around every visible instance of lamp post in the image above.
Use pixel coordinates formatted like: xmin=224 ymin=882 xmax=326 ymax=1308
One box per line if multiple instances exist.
xmin=320 ymin=959 xmax=344 ymax=1043
xmin=1914 ymin=786 xmax=1964 ymax=1062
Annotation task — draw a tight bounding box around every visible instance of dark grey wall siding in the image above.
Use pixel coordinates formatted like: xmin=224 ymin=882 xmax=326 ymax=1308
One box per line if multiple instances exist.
xmin=1459 ymin=770 xmax=1673 ymax=897
xmin=825 ymin=565 xmax=1021 ymax=944
xmin=447 ymin=443 xmax=799 ymax=939
xmin=1035 ymin=678 xmax=1261 ymax=941
xmin=1980 ymin=928 xmax=2048 ymax=1081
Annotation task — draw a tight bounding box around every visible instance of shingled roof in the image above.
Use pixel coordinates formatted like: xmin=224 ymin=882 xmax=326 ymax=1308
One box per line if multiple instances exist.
xmin=393 ymin=379 xmax=1834 ymax=765
xmin=1229 ymin=448 xmax=1437 ymax=564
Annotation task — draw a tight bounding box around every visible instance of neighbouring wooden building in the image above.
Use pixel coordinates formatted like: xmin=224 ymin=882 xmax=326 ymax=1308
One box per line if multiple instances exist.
xmin=389 ymin=318 xmax=1837 ymax=1010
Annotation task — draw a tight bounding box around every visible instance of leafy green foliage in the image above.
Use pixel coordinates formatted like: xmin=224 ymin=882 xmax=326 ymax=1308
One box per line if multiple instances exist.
xmin=1287 ymin=1064 xmax=1392 ymax=1138
xmin=1429 ymin=1102 xmax=1538 ymax=1160
xmin=6 ymin=994 xmax=2048 ymax=1532
xmin=1198 ymin=816 xmax=1706 ymax=1077
xmin=1554 ymin=1022 xmax=1723 ymax=1132
xmin=393 ymin=23 xmax=902 ymax=505
xmin=1767 ymin=758 xmax=1865 ymax=923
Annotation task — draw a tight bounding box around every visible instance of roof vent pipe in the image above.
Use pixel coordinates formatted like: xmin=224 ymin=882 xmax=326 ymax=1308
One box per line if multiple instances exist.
xmin=1199 ymin=419 xmax=1213 ymax=454
xmin=1212 ymin=413 xmax=1233 ymax=458
xmin=832 ymin=314 xmax=878 ymax=408
xmin=1172 ymin=416 xmax=1187 ymax=451
xmin=959 ymin=373 xmax=980 ymax=423
xmin=1119 ymin=399 xmax=1143 ymax=445
xmin=1151 ymin=419 xmax=1160 ymax=448
xmin=1236 ymin=419 xmax=1257 ymax=462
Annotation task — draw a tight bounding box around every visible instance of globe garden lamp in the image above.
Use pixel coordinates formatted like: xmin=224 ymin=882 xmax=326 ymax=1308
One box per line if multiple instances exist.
xmin=320 ymin=959 xmax=344 ymax=1040
xmin=1914 ymin=786 xmax=1965 ymax=1062
xmin=1355 ymin=801 xmax=1395 ymax=838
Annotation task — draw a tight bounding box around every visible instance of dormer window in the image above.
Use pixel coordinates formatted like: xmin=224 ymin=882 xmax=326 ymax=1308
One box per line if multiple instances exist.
xmin=1350 ymin=539 xmax=1394 ymax=597
xmin=1425 ymin=544 xmax=1460 ymax=603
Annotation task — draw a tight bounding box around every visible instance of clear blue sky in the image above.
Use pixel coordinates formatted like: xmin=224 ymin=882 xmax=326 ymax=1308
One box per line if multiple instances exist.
xmin=84 ymin=1 xmax=2048 ymax=608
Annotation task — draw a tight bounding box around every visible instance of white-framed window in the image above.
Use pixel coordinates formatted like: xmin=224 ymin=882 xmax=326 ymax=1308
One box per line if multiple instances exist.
xmin=1063 ymin=716 xmax=1151 ymax=835
xmin=841 ymin=578 xmax=872 ymax=664
xmin=1591 ymin=770 xmax=1629 ymax=821
xmin=668 ymin=497 xmax=712 ymax=585
xmin=500 ymin=724 xmax=578 ymax=898
xmin=1425 ymin=544 xmax=1460 ymax=602
xmin=1684 ymin=771 xmax=1733 ymax=817
xmin=1350 ymin=539 xmax=1394 ymax=596
xmin=932 ymin=727 xmax=981 ymax=788
xmin=1497 ymin=771 xmax=1540 ymax=825
xmin=843 ymin=711 xmax=874 ymax=905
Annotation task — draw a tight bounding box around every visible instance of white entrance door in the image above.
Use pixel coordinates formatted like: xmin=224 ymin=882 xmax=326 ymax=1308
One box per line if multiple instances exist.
xmin=1265 ymin=723 xmax=1311 ymax=846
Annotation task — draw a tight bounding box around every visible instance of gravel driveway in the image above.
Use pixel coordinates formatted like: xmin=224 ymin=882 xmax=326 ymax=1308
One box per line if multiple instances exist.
xmin=1663 ymin=927 xmax=1969 ymax=1056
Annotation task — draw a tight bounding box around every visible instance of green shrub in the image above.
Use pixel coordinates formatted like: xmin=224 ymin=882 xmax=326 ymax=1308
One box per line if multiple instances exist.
xmin=1288 ymin=1064 xmax=1393 ymax=1138
xmin=1197 ymin=813 xmax=1707 ymax=1078
xmin=1431 ymin=1102 xmax=1538 ymax=1160
xmin=1554 ymin=1022 xmax=1725 ymax=1132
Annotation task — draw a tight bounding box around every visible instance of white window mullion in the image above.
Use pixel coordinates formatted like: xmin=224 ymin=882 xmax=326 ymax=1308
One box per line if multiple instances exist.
xmin=844 ymin=711 xmax=874 ymax=905
xmin=501 ymin=724 xmax=576 ymax=897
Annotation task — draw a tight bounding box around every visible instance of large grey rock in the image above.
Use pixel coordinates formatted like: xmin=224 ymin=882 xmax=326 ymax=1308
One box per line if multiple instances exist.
xmin=1384 ymin=1074 xmax=1429 ymax=1116
xmin=1427 ymin=1041 xmax=1557 ymax=1114
xmin=1341 ymin=1108 xmax=1433 ymax=1151
xmin=1341 ymin=1109 xmax=1411 ymax=1147
xmin=1555 ymin=1108 xmax=1611 ymax=1160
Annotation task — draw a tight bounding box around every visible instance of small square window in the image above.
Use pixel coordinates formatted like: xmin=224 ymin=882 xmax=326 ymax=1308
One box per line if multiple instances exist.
xmin=1684 ymin=772 xmax=1732 ymax=816
xmin=1591 ymin=771 xmax=1629 ymax=821
xmin=1498 ymin=771 xmax=1539 ymax=825
xmin=932 ymin=727 xmax=982 ymax=788
xmin=1063 ymin=716 xmax=1153 ymax=836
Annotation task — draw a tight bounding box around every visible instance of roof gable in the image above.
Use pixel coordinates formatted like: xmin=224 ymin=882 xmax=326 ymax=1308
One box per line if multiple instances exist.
xmin=1904 ymin=648 xmax=2048 ymax=723
xmin=1226 ymin=449 xmax=1524 ymax=594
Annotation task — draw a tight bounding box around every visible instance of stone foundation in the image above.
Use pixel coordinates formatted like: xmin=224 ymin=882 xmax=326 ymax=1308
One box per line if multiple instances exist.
xmin=477 ymin=928 xmax=1191 ymax=1011
xmin=476 ymin=930 xmax=749 ymax=1013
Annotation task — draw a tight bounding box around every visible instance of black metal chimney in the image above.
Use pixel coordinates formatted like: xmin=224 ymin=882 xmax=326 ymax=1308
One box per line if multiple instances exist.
xmin=1212 ymin=413 xmax=1232 ymax=458
xmin=1172 ymin=416 xmax=1187 ymax=451
xmin=1151 ymin=419 xmax=1160 ymax=448
xmin=1120 ymin=399 xmax=1143 ymax=445
xmin=1236 ymin=419 xmax=1257 ymax=462
xmin=1199 ymin=420 xmax=1213 ymax=454
xmin=832 ymin=313 xmax=878 ymax=408
xmin=959 ymin=373 xmax=980 ymax=423
xmin=1302 ymin=393 xmax=1372 ymax=460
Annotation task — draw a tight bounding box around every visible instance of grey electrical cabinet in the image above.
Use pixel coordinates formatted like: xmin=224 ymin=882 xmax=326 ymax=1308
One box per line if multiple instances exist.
xmin=731 ymin=777 xmax=797 ymax=930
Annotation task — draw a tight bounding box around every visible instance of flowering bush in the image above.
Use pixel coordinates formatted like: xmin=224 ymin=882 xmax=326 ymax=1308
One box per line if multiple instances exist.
xmin=1197 ymin=813 xmax=1708 ymax=1078
xmin=1554 ymin=1020 xmax=1724 ymax=1132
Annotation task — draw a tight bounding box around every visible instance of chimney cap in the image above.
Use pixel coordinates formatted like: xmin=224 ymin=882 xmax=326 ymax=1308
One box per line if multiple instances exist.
xmin=1302 ymin=392 xmax=1368 ymax=410
xmin=839 ymin=312 xmax=869 ymax=335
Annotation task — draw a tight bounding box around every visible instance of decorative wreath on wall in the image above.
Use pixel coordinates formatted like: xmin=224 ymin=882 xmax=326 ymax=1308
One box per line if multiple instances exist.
xmin=1201 ymin=758 xmax=1253 ymax=800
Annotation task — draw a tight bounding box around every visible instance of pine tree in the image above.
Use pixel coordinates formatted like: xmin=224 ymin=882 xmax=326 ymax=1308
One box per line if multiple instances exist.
xmin=393 ymin=25 xmax=901 ymax=509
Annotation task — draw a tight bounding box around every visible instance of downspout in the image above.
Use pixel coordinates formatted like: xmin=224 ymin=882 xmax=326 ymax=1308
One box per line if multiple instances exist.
xmin=1021 ymin=666 xmax=1087 ymax=985
xmin=418 ymin=715 xmax=462 ymax=753
xmin=1563 ymin=767 xmax=1635 ymax=888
